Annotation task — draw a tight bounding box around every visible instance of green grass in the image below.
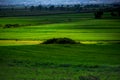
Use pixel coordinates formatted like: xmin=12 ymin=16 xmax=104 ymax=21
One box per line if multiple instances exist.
xmin=0 ymin=13 xmax=120 ymax=80
xmin=0 ymin=44 xmax=120 ymax=80
xmin=0 ymin=13 xmax=93 ymax=25
xmin=0 ymin=14 xmax=120 ymax=41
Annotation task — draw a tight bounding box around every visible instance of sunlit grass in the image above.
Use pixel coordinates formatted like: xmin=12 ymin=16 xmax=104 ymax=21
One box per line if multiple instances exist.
xmin=0 ymin=18 xmax=120 ymax=40
xmin=0 ymin=40 xmax=41 ymax=46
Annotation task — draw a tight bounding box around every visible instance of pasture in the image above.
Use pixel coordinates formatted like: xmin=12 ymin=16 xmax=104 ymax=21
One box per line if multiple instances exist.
xmin=0 ymin=44 xmax=120 ymax=80
xmin=0 ymin=13 xmax=120 ymax=41
xmin=0 ymin=13 xmax=120 ymax=80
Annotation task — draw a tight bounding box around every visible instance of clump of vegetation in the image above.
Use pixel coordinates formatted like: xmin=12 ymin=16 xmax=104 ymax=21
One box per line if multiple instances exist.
xmin=42 ymin=38 xmax=78 ymax=44
xmin=79 ymin=75 xmax=100 ymax=80
xmin=94 ymin=11 xmax=103 ymax=19
xmin=4 ymin=24 xmax=20 ymax=28
xmin=111 ymin=12 xmax=117 ymax=16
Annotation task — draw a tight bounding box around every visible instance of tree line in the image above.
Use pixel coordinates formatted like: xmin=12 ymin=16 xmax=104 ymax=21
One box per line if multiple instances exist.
xmin=29 ymin=4 xmax=83 ymax=12
xmin=0 ymin=3 xmax=119 ymax=18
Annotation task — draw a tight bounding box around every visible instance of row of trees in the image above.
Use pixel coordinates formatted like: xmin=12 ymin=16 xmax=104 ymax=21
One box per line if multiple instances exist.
xmin=0 ymin=3 xmax=119 ymax=13
xmin=29 ymin=4 xmax=82 ymax=12
xmin=94 ymin=10 xmax=120 ymax=19
xmin=0 ymin=3 xmax=119 ymax=18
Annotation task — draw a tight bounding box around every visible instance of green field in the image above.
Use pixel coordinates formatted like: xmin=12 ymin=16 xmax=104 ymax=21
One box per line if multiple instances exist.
xmin=0 ymin=13 xmax=120 ymax=80
xmin=0 ymin=13 xmax=120 ymax=41
xmin=0 ymin=44 xmax=120 ymax=80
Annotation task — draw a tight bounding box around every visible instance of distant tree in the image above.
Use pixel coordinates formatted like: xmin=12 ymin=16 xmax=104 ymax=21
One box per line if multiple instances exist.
xmin=111 ymin=12 xmax=117 ymax=16
xmin=74 ymin=5 xmax=80 ymax=10
xmin=94 ymin=11 xmax=103 ymax=19
xmin=30 ymin=6 xmax=35 ymax=11
xmin=24 ymin=6 xmax=28 ymax=10
xmin=11 ymin=7 xmax=14 ymax=11
xmin=66 ymin=5 xmax=70 ymax=11
xmin=49 ymin=5 xmax=55 ymax=10
xmin=44 ymin=6 xmax=48 ymax=11
xmin=117 ymin=7 xmax=120 ymax=16
xmin=60 ymin=5 xmax=65 ymax=11
xmin=74 ymin=4 xmax=82 ymax=12
xmin=36 ymin=5 xmax=43 ymax=11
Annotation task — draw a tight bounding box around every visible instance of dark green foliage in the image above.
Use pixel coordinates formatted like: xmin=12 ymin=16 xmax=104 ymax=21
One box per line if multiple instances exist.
xmin=30 ymin=6 xmax=35 ymax=11
xmin=59 ymin=64 xmax=72 ymax=67
xmin=42 ymin=38 xmax=77 ymax=44
xmin=49 ymin=5 xmax=55 ymax=10
xmin=111 ymin=12 xmax=117 ymax=16
xmin=24 ymin=6 xmax=28 ymax=10
xmin=36 ymin=5 xmax=43 ymax=11
xmin=4 ymin=24 xmax=20 ymax=28
xmin=94 ymin=11 xmax=103 ymax=19
xmin=79 ymin=75 xmax=100 ymax=80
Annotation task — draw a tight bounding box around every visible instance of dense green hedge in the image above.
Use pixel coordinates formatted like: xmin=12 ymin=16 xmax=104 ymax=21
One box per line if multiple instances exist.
xmin=42 ymin=38 xmax=78 ymax=44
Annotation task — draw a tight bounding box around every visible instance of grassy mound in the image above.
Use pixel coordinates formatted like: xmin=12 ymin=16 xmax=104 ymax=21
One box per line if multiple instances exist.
xmin=42 ymin=38 xmax=78 ymax=44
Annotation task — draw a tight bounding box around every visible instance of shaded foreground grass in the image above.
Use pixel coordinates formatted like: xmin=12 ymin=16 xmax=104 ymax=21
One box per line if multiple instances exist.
xmin=0 ymin=44 xmax=120 ymax=80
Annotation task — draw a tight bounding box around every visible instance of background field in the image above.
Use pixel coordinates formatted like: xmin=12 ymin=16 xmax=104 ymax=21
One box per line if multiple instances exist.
xmin=0 ymin=13 xmax=120 ymax=80
xmin=0 ymin=13 xmax=120 ymax=41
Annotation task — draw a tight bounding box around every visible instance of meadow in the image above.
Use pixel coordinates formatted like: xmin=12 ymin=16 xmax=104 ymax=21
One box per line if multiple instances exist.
xmin=0 ymin=13 xmax=120 ymax=41
xmin=0 ymin=13 xmax=120 ymax=80
xmin=0 ymin=44 xmax=120 ymax=80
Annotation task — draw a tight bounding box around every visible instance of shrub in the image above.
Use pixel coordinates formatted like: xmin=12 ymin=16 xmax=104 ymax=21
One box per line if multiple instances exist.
xmin=13 ymin=24 xmax=20 ymax=28
xmin=4 ymin=24 xmax=20 ymax=28
xmin=42 ymin=38 xmax=78 ymax=44
xmin=79 ymin=75 xmax=100 ymax=80
xmin=111 ymin=12 xmax=117 ymax=16
xmin=4 ymin=24 xmax=12 ymax=28
xmin=59 ymin=64 xmax=72 ymax=67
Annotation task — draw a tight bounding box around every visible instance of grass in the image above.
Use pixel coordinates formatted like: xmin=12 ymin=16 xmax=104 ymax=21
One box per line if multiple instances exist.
xmin=0 ymin=15 xmax=120 ymax=41
xmin=0 ymin=40 xmax=41 ymax=46
xmin=0 ymin=13 xmax=120 ymax=80
xmin=0 ymin=13 xmax=93 ymax=25
xmin=0 ymin=44 xmax=120 ymax=80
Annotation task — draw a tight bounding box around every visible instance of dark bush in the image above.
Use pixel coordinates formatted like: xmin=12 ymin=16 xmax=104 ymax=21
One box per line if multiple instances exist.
xmin=4 ymin=24 xmax=20 ymax=28
xmin=79 ymin=75 xmax=100 ymax=80
xmin=59 ymin=64 xmax=72 ymax=67
xmin=42 ymin=38 xmax=78 ymax=44
xmin=13 ymin=24 xmax=20 ymax=27
xmin=4 ymin=24 xmax=12 ymax=28
xmin=94 ymin=11 xmax=103 ymax=19
xmin=111 ymin=12 xmax=117 ymax=16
